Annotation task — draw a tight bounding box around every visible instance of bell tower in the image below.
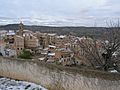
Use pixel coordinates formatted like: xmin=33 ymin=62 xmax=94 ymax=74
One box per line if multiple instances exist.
xmin=18 ymin=21 xmax=24 ymax=36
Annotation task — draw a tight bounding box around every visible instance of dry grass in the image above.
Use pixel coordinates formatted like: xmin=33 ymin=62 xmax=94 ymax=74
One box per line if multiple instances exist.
xmin=2 ymin=57 xmax=120 ymax=81
xmin=46 ymin=84 xmax=65 ymax=90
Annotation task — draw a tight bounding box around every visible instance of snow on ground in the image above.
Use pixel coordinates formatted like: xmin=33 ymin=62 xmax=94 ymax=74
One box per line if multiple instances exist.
xmin=0 ymin=77 xmax=47 ymax=90
xmin=108 ymin=69 xmax=118 ymax=73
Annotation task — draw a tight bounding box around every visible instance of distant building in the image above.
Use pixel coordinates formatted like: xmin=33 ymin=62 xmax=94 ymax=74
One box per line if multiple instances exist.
xmin=14 ymin=35 xmax=24 ymax=55
xmin=34 ymin=32 xmax=49 ymax=48
xmin=6 ymin=30 xmax=16 ymax=50
xmin=4 ymin=49 xmax=17 ymax=57
xmin=0 ymin=30 xmax=7 ymax=39
xmin=24 ymin=33 xmax=39 ymax=49
xmin=55 ymin=48 xmax=73 ymax=59
xmin=48 ymin=33 xmax=56 ymax=45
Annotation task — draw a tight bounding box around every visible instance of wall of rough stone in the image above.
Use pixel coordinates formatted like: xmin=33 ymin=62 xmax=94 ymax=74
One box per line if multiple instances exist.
xmin=0 ymin=57 xmax=120 ymax=90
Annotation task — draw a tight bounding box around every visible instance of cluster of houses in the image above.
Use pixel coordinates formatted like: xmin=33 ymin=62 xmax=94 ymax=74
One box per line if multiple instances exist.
xmin=0 ymin=22 xmax=102 ymax=66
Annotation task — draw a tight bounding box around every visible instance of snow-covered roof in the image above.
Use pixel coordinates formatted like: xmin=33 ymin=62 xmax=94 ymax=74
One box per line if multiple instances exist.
xmin=0 ymin=30 xmax=7 ymax=34
xmin=43 ymin=48 xmax=49 ymax=51
xmin=109 ymin=69 xmax=118 ymax=73
xmin=7 ymin=31 xmax=15 ymax=35
xmin=57 ymin=35 xmax=66 ymax=39
xmin=48 ymin=33 xmax=56 ymax=36
xmin=23 ymin=33 xmax=37 ymax=39
xmin=48 ymin=45 xmax=56 ymax=48
xmin=48 ymin=53 xmax=55 ymax=56
xmin=39 ymin=57 xmax=45 ymax=61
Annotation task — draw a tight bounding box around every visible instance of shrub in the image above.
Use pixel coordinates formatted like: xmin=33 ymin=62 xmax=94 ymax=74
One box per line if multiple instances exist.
xmin=18 ymin=49 xmax=32 ymax=59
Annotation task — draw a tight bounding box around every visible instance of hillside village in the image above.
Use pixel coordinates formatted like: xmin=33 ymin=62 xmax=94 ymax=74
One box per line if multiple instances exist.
xmin=0 ymin=22 xmax=120 ymax=90
xmin=0 ymin=22 xmax=101 ymax=66
xmin=0 ymin=22 xmax=119 ymax=71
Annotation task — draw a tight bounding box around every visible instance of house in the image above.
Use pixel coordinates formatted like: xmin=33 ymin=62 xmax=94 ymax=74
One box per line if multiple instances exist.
xmin=4 ymin=49 xmax=17 ymax=57
xmin=34 ymin=32 xmax=49 ymax=48
xmin=5 ymin=30 xmax=25 ymax=56
xmin=48 ymin=33 xmax=56 ymax=45
xmin=0 ymin=39 xmax=17 ymax=57
xmin=6 ymin=30 xmax=16 ymax=50
xmin=55 ymin=48 xmax=73 ymax=59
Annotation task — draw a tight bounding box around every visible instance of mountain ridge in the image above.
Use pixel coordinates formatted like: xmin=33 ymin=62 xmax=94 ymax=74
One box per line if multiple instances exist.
xmin=0 ymin=24 xmax=105 ymax=38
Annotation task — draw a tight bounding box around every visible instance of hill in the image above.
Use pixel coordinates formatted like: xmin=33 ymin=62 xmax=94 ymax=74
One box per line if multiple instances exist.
xmin=0 ymin=24 xmax=105 ymax=38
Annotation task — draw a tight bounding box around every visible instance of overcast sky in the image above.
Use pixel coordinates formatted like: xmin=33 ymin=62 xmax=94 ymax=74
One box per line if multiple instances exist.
xmin=0 ymin=0 xmax=120 ymax=26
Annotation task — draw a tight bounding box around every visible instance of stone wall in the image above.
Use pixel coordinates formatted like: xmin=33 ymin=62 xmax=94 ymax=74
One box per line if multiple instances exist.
xmin=0 ymin=57 xmax=120 ymax=90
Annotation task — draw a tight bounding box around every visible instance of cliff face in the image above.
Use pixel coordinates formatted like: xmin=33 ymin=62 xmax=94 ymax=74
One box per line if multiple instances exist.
xmin=0 ymin=57 xmax=120 ymax=90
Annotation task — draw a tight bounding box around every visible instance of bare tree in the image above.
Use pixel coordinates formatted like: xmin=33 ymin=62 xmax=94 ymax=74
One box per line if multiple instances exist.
xmin=78 ymin=21 xmax=120 ymax=72
xmin=78 ymin=36 xmax=104 ymax=69
xmin=102 ymin=21 xmax=120 ymax=71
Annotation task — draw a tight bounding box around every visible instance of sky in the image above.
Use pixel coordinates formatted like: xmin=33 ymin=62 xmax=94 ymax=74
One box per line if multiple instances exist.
xmin=0 ymin=0 xmax=120 ymax=26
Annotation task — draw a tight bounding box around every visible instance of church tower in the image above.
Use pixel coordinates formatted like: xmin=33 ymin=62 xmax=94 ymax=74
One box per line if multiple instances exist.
xmin=18 ymin=21 xmax=24 ymax=36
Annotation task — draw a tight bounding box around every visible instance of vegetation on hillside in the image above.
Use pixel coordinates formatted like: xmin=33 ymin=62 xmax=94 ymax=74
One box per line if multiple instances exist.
xmin=18 ymin=49 xmax=32 ymax=59
xmin=79 ymin=22 xmax=120 ymax=72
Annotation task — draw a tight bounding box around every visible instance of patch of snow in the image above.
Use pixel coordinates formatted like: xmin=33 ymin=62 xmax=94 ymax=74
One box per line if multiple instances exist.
xmin=7 ymin=31 xmax=15 ymax=35
xmin=48 ymin=53 xmax=55 ymax=56
xmin=57 ymin=35 xmax=66 ymax=39
xmin=109 ymin=70 xmax=118 ymax=73
xmin=0 ymin=77 xmax=47 ymax=90
xmin=39 ymin=57 xmax=45 ymax=61
xmin=48 ymin=33 xmax=56 ymax=36
xmin=48 ymin=45 xmax=56 ymax=48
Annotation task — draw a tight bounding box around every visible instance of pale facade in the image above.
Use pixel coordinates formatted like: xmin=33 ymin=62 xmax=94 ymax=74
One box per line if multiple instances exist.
xmin=48 ymin=33 xmax=56 ymax=45
xmin=34 ymin=32 xmax=49 ymax=48
xmin=6 ymin=30 xmax=16 ymax=50
xmin=15 ymin=35 xmax=24 ymax=55
xmin=24 ymin=33 xmax=39 ymax=48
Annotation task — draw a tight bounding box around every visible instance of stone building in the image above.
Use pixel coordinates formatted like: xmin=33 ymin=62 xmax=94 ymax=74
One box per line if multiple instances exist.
xmin=34 ymin=32 xmax=49 ymax=48
xmin=5 ymin=30 xmax=25 ymax=56
xmin=17 ymin=22 xmax=39 ymax=49
xmin=6 ymin=30 xmax=16 ymax=50
xmin=23 ymin=33 xmax=39 ymax=49
xmin=14 ymin=35 xmax=24 ymax=55
xmin=47 ymin=33 xmax=56 ymax=45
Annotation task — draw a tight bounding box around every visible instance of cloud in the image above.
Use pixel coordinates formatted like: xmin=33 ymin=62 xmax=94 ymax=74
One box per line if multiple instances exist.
xmin=0 ymin=0 xmax=120 ymax=26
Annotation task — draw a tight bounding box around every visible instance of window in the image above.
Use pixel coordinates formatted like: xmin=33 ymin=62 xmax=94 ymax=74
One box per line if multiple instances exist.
xmin=17 ymin=48 xmax=19 ymax=50
xmin=48 ymin=51 xmax=51 ymax=53
xmin=21 ymin=48 xmax=22 ymax=50
xmin=30 ymin=36 xmax=32 ymax=39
